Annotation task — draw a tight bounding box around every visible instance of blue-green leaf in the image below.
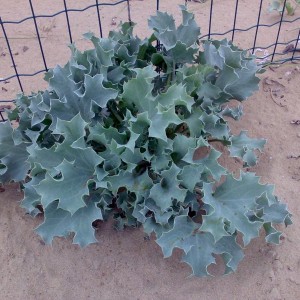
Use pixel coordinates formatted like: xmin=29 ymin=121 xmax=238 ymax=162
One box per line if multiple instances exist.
xmin=35 ymin=199 xmax=102 ymax=247
xmin=182 ymin=233 xmax=244 ymax=277
xmin=149 ymin=163 xmax=187 ymax=211
xmin=0 ymin=122 xmax=30 ymax=183
xmin=229 ymin=131 xmax=266 ymax=166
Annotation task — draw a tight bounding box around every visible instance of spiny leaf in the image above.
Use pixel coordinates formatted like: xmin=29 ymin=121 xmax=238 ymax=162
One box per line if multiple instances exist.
xmin=172 ymin=135 xmax=202 ymax=162
xmin=21 ymin=172 xmax=44 ymax=216
xmin=148 ymin=11 xmax=176 ymax=33
xmin=54 ymin=113 xmax=87 ymax=147
xmin=148 ymin=104 xmax=182 ymax=142
xmin=178 ymin=164 xmax=204 ymax=192
xmin=200 ymin=112 xmax=229 ymax=139
xmin=106 ymin=170 xmax=153 ymax=195
xmin=34 ymin=149 xmax=102 ymax=214
xmin=48 ymin=68 xmax=118 ymax=123
xmin=149 ymin=163 xmax=187 ymax=211
xmin=35 ymin=199 xmax=103 ymax=247
xmin=229 ymin=131 xmax=266 ymax=166
xmin=201 ymin=172 xmax=289 ymax=245
xmin=83 ymin=34 xmax=115 ymax=68
xmin=200 ymin=40 xmax=259 ymax=102
xmin=182 ymin=233 xmax=244 ymax=277
xmin=149 ymin=6 xmax=200 ymax=63
xmin=75 ymin=74 xmax=118 ymax=112
xmin=156 ymin=215 xmax=197 ymax=257
xmin=121 ymin=66 xmax=157 ymax=113
xmin=0 ymin=121 xmax=30 ymax=182
xmin=222 ymin=105 xmax=243 ymax=120
xmin=157 ymin=83 xmax=194 ymax=112
xmin=181 ymin=143 xmax=226 ymax=181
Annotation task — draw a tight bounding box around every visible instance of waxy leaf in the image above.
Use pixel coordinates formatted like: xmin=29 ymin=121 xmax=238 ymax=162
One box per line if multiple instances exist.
xmin=201 ymin=172 xmax=288 ymax=245
xmin=149 ymin=164 xmax=187 ymax=211
xmin=36 ymin=199 xmax=103 ymax=247
xmin=34 ymin=147 xmax=102 ymax=214
xmin=156 ymin=215 xmax=197 ymax=257
xmin=229 ymin=131 xmax=266 ymax=166
xmin=182 ymin=233 xmax=244 ymax=277
xmin=0 ymin=122 xmax=30 ymax=182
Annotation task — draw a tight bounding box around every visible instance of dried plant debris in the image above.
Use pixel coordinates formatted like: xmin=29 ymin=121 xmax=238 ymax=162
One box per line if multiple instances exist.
xmin=291 ymin=120 xmax=300 ymax=125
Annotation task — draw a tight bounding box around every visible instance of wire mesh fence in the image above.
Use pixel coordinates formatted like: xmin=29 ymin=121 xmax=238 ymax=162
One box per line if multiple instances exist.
xmin=1 ymin=0 xmax=300 ymax=121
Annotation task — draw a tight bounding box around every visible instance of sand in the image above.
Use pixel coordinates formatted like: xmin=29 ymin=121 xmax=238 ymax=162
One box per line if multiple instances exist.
xmin=0 ymin=1 xmax=300 ymax=299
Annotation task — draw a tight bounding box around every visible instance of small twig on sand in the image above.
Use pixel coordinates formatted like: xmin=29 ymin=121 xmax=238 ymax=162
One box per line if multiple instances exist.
xmin=0 ymin=104 xmax=11 ymax=111
xmin=291 ymin=120 xmax=300 ymax=125
xmin=283 ymin=43 xmax=300 ymax=54
xmin=269 ymin=88 xmax=287 ymax=108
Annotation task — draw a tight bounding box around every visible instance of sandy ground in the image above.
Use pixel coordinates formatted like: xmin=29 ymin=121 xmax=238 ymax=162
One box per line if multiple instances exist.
xmin=0 ymin=1 xmax=300 ymax=299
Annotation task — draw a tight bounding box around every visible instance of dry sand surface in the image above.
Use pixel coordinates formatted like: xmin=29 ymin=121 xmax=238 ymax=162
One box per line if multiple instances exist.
xmin=0 ymin=1 xmax=300 ymax=299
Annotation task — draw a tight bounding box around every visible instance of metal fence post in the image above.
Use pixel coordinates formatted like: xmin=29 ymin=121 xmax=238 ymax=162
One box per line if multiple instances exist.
xmin=271 ymin=0 xmax=287 ymax=62
xmin=95 ymin=0 xmax=103 ymax=38
xmin=28 ymin=0 xmax=48 ymax=72
xmin=0 ymin=17 xmax=23 ymax=92
xmin=252 ymin=0 xmax=263 ymax=54
xmin=231 ymin=0 xmax=239 ymax=42
xmin=63 ymin=0 xmax=73 ymax=44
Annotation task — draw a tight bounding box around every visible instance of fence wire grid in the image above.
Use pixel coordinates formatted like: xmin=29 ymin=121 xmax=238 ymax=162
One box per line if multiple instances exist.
xmin=1 ymin=0 xmax=300 ymax=121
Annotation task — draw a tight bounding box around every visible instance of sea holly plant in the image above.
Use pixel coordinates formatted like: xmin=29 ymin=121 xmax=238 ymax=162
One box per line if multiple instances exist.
xmin=0 ymin=6 xmax=292 ymax=277
xmin=269 ymin=0 xmax=300 ymax=15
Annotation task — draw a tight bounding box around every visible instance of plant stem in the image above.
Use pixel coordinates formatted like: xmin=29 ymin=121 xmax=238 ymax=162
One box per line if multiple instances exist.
xmin=172 ymin=60 xmax=176 ymax=83
xmin=108 ymin=102 xmax=123 ymax=123
xmin=208 ymin=138 xmax=231 ymax=146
